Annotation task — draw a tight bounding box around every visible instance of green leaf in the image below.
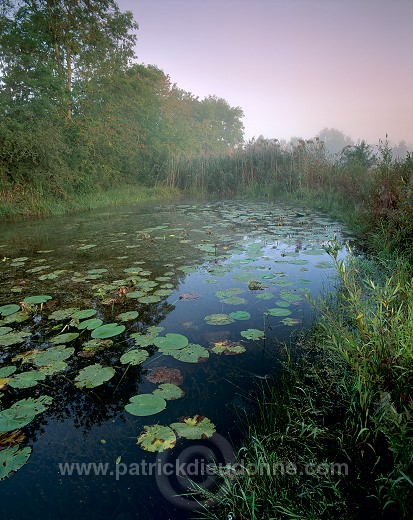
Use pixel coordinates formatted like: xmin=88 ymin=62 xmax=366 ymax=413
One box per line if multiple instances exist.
xmin=72 ymin=309 xmax=97 ymax=320
xmin=170 ymin=415 xmax=216 ymax=440
xmin=204 ymin=313 xmax=235 ymax=325
xmin=0 ymin=446 xmax=32 ymax=480
xmin=137 ymin=425 xmax=176 ymax=452
xmin=77 ymin=318 xmax=103 ymax=330
xmin=153 ymin=333 xmax=188 ymax=351
xmin=0 ymin=396 xmax=53 ymax=433
xmin=50 ymin=333 xmax=79 ymax=344
xmin=8 ymin=370 xmax=47 ymax=389
xmin=74 ymin=364 xmax=115 ymax=389
xmin=240 ymin=329 xmax=265 ymax=340
xmin=166 ymin=344 xmax=209 ymax=363
xmin=116 ymin=311 xmax=139 ymax=322
xmin=120 ymin=349 xmax=149 ymax=366
xmin=125 ymin=394 xmax=166 ymax=417
xmin=23 ymin=295 xmax=52 ymax=305
xmin=0 ymin=331 xmax=31 ymax=347
xmin=0 ymin=304 xmax=20 ymax=317
xmin=266 ymin=308 xmax=292 ymax=317
xmin=91 ymin=323 xmax=125 ymax=339
xmin=48 ymin=308 xmax=79 ymax=321
xmin=153 ymin=383 xmax=185 ymax=400
xmin=229 ymin=311 xmax=251 ymax=321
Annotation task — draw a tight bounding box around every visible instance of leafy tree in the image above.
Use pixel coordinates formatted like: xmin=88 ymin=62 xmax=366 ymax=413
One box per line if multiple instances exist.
xmin=317 ymin=127 xmax=353 ymax=156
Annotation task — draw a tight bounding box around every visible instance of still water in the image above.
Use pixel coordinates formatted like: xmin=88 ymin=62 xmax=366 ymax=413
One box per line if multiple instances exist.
xmin=0 ymin=200 xmax=353 ymax=519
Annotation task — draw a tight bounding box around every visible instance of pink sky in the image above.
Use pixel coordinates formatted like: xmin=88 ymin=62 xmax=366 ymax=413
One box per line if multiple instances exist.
xmin=118 ymin=0 xmax=413 ymax=145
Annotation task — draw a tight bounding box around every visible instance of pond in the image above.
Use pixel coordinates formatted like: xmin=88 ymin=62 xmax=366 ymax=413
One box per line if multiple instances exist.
xmin=0 ymin=200 xmax=354 ymax=519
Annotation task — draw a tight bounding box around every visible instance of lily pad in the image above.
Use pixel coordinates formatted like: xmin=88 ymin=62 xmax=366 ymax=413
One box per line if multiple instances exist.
xmin=211 ymin=340 xmax=246 ymax=355
xmin=153 ymin=383 xmax=185 ymax=401
xmin=0 ymin=311 xmax=30 ymax=325
xmin=240 ymin=329 xmax=265 ymax=341
xmin=255 ymin=292 xmax=274 ymax=300
xmin=0 ymin=327 xmax=13 ymax=336
xmin=137 ymin=295 xmax=162 ymax=304
xmin=229 ymin=311 xmax=251 ymax=321
xmin=222 ymin=296 xmax=247 ymax=305
xmin=167 ymin=344 xmax=209 ymax=363
xmin=48 ymin=308 xmax=79 ymax=321
xmin=204 ymin=313 xmax=235 ymax=325
xmin=23 ymin=295 xmax=52 ymax=305
xmin=8 ymin=370 xmax=47 ymax=389
xmin=33 ymin=346 xmax=75 ymax=367
xmin=125 ymin=394 xmax=166 ymax=417
xmin=126 ymin=291 xmax=146 ymax=299
xmin=170 ymin=415 xmax=216 ymax=440
xmin=50 ymin=333 xmax=79 ymax=344
xmin=0 ymin=446 xmax=32 ymax=480
xmin=116 ymin=311 xmax=139 ymax=322
xmin=77 ymin=318 xmax=103 ymax=330
xmin=281 ymin=317 xmax=302 ymax=326
xmin=0 ymin=396 xmax=53 ymax=433
xmin=153 ymin=333 xmax=188 ymax=351
xmin=266 ymin=308 xmax=292 ymax=317
xmin=137 ymin=425 xmax=176 ymax=452
xmin=72 ymin=309 xmax=97 ymax=320
xmin=0 ymin=366 xmax=16 ymax=378
xmin=0 ymin=331 xmax=31 ymax=347
xmin=0 ymin=304 xmax=20 ymax=317
xmin=74 ymin=364 xmax=115 ymax=389
xmin=91 ymin=323 xmax=125 ymax=339
xmin=120 ymin=349 xmax=149 ymax=366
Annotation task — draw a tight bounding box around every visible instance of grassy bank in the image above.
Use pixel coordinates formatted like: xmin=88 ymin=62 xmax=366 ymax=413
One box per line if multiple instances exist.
xmin=197 ymin=249 xmax=413 ymax=518
xmin=0 ymin=183 xmax=181 ymax=220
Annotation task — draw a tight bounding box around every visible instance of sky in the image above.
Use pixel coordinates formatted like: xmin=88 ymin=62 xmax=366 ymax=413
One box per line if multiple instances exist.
xmin=118 ymin=0 xmax=413 ymax=145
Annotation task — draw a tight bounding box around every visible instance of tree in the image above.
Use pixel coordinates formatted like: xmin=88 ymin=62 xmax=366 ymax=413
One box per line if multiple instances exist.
xmin=317 ymin=127 xmax=353 ymax=156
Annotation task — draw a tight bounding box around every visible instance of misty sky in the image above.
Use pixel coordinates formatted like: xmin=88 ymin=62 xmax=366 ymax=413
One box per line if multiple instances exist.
xmin=118 ymin=0 xmax=413 ymax=145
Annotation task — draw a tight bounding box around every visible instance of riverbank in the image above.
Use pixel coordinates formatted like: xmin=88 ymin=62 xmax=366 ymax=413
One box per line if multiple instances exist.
xmin=0 ymin=184 xmax=182 ymax=220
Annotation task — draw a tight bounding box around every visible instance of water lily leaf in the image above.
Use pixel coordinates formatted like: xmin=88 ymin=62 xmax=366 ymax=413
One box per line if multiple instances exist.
xmin=153 ymin=383 xmax=185 ymax=401
xmin=153 ymin=333 xmax=188 ymax=351
xmin=274 ymin=300 xmax=291 ymax=308
xmin=211 ymin=340 xmax=246 ymax=355
xmin=255 ymin=292 xmax=274 ymax=300
xmin=153 ymin=289 xmax=173 ymax=297
xmin=315 ymin=261 xmax=335 ymax=269
xmin=222 ymin=296 xmax=247 ymax=305
xmin=146 ymin=367 xmax=183 ymax=386
xmin=50 ymin=333 xmax=79 ymax=344
xmin=126 ymin=291 xmax=146 ymax=299
xmin=8 ymin=370 xmax=47 ymax=389
xmin=229 ymin=311 xmax=251 ymax=321
xmin=280 ymin=291 xmax=302 ymax=302
xmin=23 ymin=295 xmax=52 ymax=305
xmin=281 ymin=317 xmax=302 ymax=326
xmin=72 ymin=309 xmax=97 ymax=320
xmin=0 ymin=446 xmax=32 ymax=480
xmin=91 ymin=323 xmax=125 ymax=339
xmin=0 ymin=327 xmax=13 ymax=336
xmin=125 ymin=394 xmax=166 ymax=417
xmin=0 ymin=331 xmax=31 ymax=347
xmin=48 ymin=308 xmax=79 ymax=321
xmin=0 ymin=311 xmax=30 ymax=325
xmin=0 ymin=304 xmax=20 ymax=317
xmin=240 ymin=329 xmax=265 ymax=340
xmin=33 ymin=346 xmax=75 ymax=367
xmin=0 ymin=396 xmax=53 ymax=433
xmin=77 ymin=318 xmax=103 ymax=330
xmin=0 ymin=366 xmax=16 ymax=378
xmin=170 ymin=415 xmax=216 ymax=440
xmin=120 ymin=349 xmax=149 ymax=365
xmin=167 ymin=344 xmax=209 ymax=363
xmin=137 ymin=295 xmax=162 ymax=304
xmin=137 ymin=425 xmax=176 ymax=452
xmin=116 ymin=311 xmax=139 ymax=322
xmin=204 ymin=313 xmax=235 ymax=325
xmin=38 ymin=270 xmax=65 ymax=280
xmin=81 ymin=338 xmax=113 ymax=350
xmin=266 ymin=308 xmax=292 ymax=317
xmin=74 ymin=364 xmax=115 ymax=389
xmin=215 ymin=288 xmax=244 ymax=299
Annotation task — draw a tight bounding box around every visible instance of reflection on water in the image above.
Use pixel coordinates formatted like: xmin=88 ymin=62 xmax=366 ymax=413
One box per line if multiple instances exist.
xmin=0 ymin=200 xmax=353 ymax=519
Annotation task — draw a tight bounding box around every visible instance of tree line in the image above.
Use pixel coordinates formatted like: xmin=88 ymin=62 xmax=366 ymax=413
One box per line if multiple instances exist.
xmin=0 ymin=0 xmax=244 ymax=198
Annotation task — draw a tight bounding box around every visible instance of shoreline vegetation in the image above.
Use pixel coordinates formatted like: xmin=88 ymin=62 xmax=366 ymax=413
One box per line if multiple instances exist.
xmin=1 ymin=1 xmax=412 ymax=518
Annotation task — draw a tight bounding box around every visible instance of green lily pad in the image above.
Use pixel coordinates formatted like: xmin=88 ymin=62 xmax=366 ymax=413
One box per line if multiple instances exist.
xmin=23 ymin=295 xmax=52 ymax=305
xmin=120 ymin=349 xmax=149 ymax=365
xmin=315 ymin=261 xmax=335 ymax=269
xmin=33 ymin=346 xmax=75 ymax=367
xmin=0 ymin=446 xmax=32 ymax=480
xmin=8 ymin=370 xmax=47 ymax=389
xmin=125 ymin=394 xmax=166 ymax=417
xmin=0 ymin=304 xmax=20 ymax=317
xmin=274 ymin=300 xmax=291 ymax=308
xmin=211 ymin=341 xmax=246 ymax=355
xmin=166 ymin=344 xmax=209 ymax=363
xmin=74 ymin=364 xmax=115 ymax=388
xmin=240 ymin=329 xmax=265 ymax=340
xmin=153 ymin=333 xmax=189 ymax=351
xmin=0 ymin=311 xmax=30 ymax=326
xmin=50 ymin=333 xmax=79 ymax=344
xmin=170 ymin=415 xmax=216 ymax=440
xmin=0 ymin=366 xmax=16 ymax=378
xmin=126 ymin=291 xmax=146 ymax=299
xmin=116 ymin=311 xmax=139 ymax=322
xmin=137 ymin=295 xmax=162 ymax=304
xmin=0 ymin=327 xmax=13 ymax=336
xmin=229 ymin=311 xmax=251 ymax=321
xmin=0 ymin=331 xmax=31 ymax=347
xmin=77 ymin=318 xmax=103 ymax=330
xmin=215 ymin=289 xmax=245 ymax=299
xmin=72 ymin=309 xmax=97 ymax=320
xmin=153 ymin=383 xmax=185 ymax=401
xmin=255 ymin=292 xmax=274 ymax=300
xmin=204 ymin=313 xmax=235 ymax=325
xmin=281 ymin=317 xmax=302 ymax=326
xmin=266 ymin=308 xmax=292 ymax=317
xmin=0 ymin=396 xmax=53 ymax=433
xmin=222 ymin=296 xmax=247 ymax=305
xmin=137 ymin=425 xmax=176 ymax=452
xmin=91 ymin=323 xmax=125 ymax=339
xmin=81 ymin=339 xmax=113 ymax=350
xmin=280 ymin=291 xmax=302 ymax=302
xmin=48 ymin=308 xmax=79 ymax=321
